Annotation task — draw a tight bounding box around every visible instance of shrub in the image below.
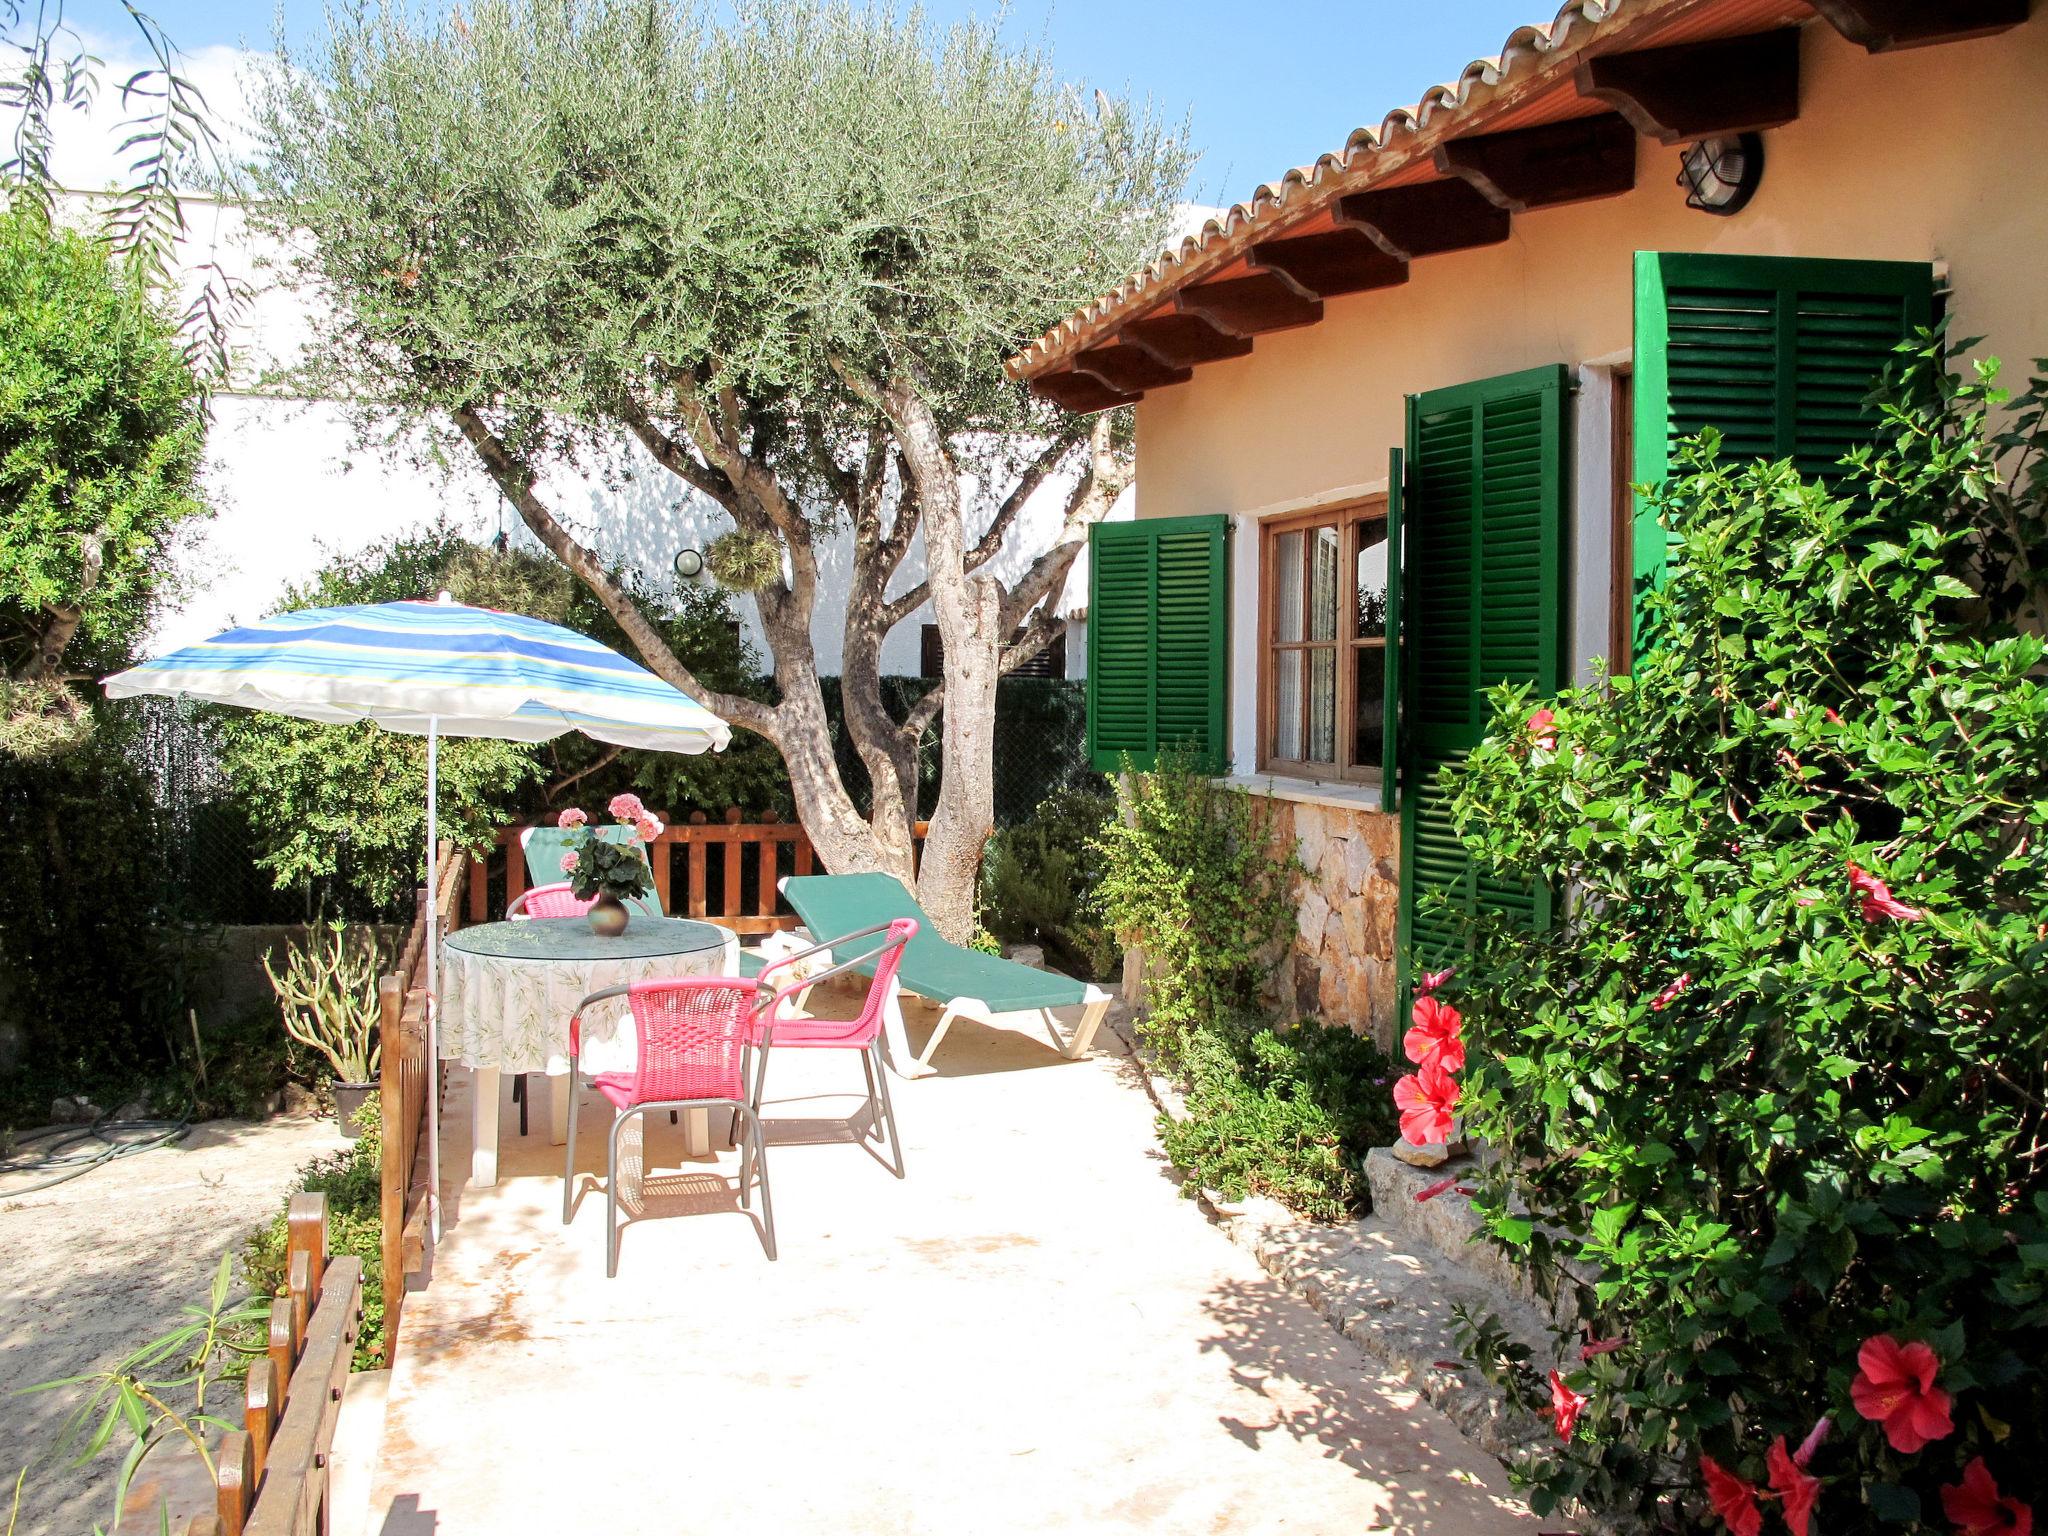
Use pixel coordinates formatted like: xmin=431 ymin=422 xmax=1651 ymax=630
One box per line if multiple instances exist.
xmin=244 ymin=1098 xmax=385 ymax=1372
xmin=980 ymin=785 xmax=1116 ymax=977
xmin=1090 ymin=751 xmax=1297 ymax=1069
xmin=1162 ymin=1018 xmax=1398 ymax=1222
xmin=1438 ymin=340 xmax=2048 ymax=1530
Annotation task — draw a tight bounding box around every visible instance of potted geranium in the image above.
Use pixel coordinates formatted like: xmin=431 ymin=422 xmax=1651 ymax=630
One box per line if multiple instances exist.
xmin=556 ymin=794 xmax=665 ymax=936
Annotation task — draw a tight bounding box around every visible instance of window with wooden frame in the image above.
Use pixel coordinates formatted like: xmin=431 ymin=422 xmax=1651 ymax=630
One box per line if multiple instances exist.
xmin=1257 ymin=499 xmax=1390 ymax=781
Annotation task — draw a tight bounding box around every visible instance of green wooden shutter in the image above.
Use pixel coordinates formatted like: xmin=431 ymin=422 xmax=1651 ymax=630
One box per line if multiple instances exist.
xmin=1086 ymin=515 xmax=1229 ymax=773
xmin=1632 ymin=252 xmax=1934 ymax=597
xmin=1380 ymin=445 xmax=1404 ymax=815
xmin=1397 ymin=366 xmax=1568 ymax=987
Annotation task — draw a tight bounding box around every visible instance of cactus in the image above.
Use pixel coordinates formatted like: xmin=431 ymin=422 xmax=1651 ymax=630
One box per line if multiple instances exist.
xmin=263 ymin=920 xmax=384 ymax=1083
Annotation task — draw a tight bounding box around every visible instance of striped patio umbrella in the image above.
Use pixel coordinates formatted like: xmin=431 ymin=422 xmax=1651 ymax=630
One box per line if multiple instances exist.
xmin=105 ymin=595 xmax=731 ymax=1237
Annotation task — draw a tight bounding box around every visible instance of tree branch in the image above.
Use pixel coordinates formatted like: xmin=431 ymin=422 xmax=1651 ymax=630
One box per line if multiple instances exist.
xmin=969 ymin=432 xmax=1080 ymax=574
xmin=1000 ymin=414 xmax=1129 ymax=633
xmin=617 ymin=391 xmax=739 ymax=511
xmin=23 ymin=530 xmax=106 ymax=681
xmin=450 ymin=402 xmax=778 ymax=739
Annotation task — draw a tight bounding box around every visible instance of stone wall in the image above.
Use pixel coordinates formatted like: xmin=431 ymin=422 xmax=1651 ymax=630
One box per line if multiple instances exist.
xmin=1256 ymin=797 xmax=1402 ymax=1050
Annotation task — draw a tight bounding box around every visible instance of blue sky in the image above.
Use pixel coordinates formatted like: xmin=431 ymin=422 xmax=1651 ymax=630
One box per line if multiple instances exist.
xmin=108 ymin=0 xmax=1541 ymax=207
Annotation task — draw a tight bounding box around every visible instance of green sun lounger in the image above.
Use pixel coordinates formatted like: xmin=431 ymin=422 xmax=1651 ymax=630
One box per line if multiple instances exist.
xmin=773 ymin=872 xmax=1112 ymax=1077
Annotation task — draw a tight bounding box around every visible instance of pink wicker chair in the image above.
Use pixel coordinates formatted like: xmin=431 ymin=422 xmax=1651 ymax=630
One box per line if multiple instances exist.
xmin=750 ymin=919 xmax=918 ymax=1179
xmin=563 ymin=975 xmax=799 ymax=1275
xmin=507 ymin=882 xmax=656 ymax=919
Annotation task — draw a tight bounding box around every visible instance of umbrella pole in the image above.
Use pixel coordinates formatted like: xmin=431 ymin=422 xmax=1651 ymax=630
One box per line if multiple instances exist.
xmin=426 ymin=717 xmax=441 ymax=1243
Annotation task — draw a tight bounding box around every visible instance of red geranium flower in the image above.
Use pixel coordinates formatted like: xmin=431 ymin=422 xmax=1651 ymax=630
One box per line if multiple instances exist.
xmin=1403 ymin=995 xmax=1466 ymax=1072
xmin=1845 ymin=861 xmax=1927 ymax=923
xmin=1650 ymin=972 xmax=1692 ymax=1012
xmin=1943 ymin=1458 xmax=2033 ymax=1536
xmin=1850 ymin=1334 xmax=1953 ymax=1453
xmin=1393 ymin=1058 xmax=1459 ymax=1146
xmin=1700 ymin=1455 xmax=1763 ymax=1536
xmin=1767 ymin=1436 xmax=1822 ymax=1536
xmin=1548 ymin=1370 xmax=1588 ymax=1441
xmin=1528 ymin=707 xmax=1559 ymax=752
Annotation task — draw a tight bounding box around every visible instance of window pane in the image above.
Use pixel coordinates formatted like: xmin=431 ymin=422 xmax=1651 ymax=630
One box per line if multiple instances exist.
xmin=1308 ymin=647 xmax=1337 ymax=763
xmin=1352 ymin=645 xmax=1385 ymax=769
xmin=1273 ymin=650 xmax=1302 ymax=761
xmin=1273 ymin=531 xmax=1304 ymax=642
xmin=1309 ymin=525 xmax=1339 ymax=641
xmin=1354 ymin=521 xmax=1389 ymax=639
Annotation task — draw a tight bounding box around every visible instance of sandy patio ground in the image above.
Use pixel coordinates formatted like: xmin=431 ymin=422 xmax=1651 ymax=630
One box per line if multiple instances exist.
xmin=373 ymin=998 xmax=1534 ymax=1536
xmin=0 ymin=1113 xmax=350 ymax=1534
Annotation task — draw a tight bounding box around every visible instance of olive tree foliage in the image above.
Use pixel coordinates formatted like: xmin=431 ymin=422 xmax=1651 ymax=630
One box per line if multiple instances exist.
xmin=242 ymin=0 xmax=1192 ymax=935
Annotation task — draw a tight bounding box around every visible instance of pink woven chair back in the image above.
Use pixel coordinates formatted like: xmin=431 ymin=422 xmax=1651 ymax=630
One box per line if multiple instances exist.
xmin=510 ymin=881 xmax=597 ymax=919
xmin=622 ymin=978 xmax=759 ymax=1105
xmin=850 ymin=919 xmax=918 ymax=1035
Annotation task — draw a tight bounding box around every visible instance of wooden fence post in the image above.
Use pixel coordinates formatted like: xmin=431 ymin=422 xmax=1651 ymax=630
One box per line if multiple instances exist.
xmin=244 ymin=1356 xmax=280 ymax=1482
xmin=214 ymin=1429 xmax=252 ymax=1536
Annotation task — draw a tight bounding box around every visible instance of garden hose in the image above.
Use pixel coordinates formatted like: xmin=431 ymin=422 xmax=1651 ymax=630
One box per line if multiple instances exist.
xmin=0 ymin=1116 xmax=192 ymax=1199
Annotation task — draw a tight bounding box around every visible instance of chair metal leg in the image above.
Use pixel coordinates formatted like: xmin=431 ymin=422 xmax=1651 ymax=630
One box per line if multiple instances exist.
xmin=561 ymin=1070 xmax=581 ymax=1225
xmin=606 ymin=1105 xmax=636 ymax=1278
xmin=858 ymin=1048 xmax=882 ymax=1141
xmin=738 ymin=1105 xmax=777 ymax=1260
xmin=513 ymin=1074 xmax=529 ymax=1137
xmin=870 ymin=1041 xmax=906 ymax=1179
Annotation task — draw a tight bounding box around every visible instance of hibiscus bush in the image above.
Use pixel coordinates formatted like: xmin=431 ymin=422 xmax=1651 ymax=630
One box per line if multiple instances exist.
xmin=1432 ymin=339 xmax=2048 ymax=1533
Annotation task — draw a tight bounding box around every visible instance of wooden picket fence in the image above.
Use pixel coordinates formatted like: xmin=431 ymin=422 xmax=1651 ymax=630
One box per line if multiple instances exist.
xmin=473 ymin=811 xmax=928 ymax=933
xmin=184 ymin=1193 xmax=360 ymax=1536
xmin=377 ymin=843 xmax=467 ymax=1364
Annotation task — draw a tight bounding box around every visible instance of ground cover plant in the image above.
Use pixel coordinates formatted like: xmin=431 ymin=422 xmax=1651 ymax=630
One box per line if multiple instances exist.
xmin=1431 ymin=340 xmax=2048 ymax=1531
xmin=1094 ymin=755 xmax=1396 ymax=1219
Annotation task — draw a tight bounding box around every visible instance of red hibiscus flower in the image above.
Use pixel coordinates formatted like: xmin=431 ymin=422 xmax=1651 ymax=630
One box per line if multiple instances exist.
xmin=1393 ymin=1058 xmax=1459 ymax=1146
xmin=1845 ymin=861 xmax=1927 ymax=923
xmin=1650 ymin=972 xmax=1692 ymax=1012
xmin=1943 ymin=1458 xmax=2033 ymax=1536
xmin=1580 ymin=1334 xmax=1624 ymax=1360
xmin=1416 ymin=966 xmax=1455 ymax=996
xmin=1701 ymin=1455 xmax=1763 ymax=1536
xmin=1850 ymin=1333 xmax=1954 ymax=1453
xmin=1548 ymin=1369 xmax=1588 ymax=1441
xmin=1767 ymin=1436 xmax=1822 ymax=1536
xmin=1528 ymin=707 xmax=1559 ymax=752
xmin=1403 ymin=995 xmax=1466 ymax=1072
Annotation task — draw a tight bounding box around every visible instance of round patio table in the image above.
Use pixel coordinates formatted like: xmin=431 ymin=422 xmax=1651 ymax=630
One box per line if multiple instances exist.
xmin=439 ymin=916 xmax=739 ymax=1186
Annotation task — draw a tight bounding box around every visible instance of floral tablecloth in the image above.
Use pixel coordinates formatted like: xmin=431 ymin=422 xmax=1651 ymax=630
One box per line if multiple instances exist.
xmin=439 ymin=917 xmax=738 ymax=1076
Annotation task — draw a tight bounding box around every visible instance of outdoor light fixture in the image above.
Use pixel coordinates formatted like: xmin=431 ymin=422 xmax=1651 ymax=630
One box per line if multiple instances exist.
xmin=673 ymin=546 xmax=705 ymax=580
xmin=1678 ymin=133 xmax=1764 ymax=216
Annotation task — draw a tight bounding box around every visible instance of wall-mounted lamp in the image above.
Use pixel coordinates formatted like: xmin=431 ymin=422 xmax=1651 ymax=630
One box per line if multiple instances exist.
xmin=673 ymin=546 xmax=705 ymax=581
xmin=1678 ymin=132 xmax=1764 ymax=217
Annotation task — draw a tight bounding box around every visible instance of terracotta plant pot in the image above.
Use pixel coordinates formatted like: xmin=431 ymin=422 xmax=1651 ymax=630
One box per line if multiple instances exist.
xmin=587 ymin=894 xmax=630 ymax=937
xmin=333 ymin=1081 xmax=376 ymax=1138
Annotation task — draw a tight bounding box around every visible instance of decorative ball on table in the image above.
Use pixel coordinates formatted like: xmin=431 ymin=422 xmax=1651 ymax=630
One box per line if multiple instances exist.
xmin=555 ymin=794 xmax=664 ymax=936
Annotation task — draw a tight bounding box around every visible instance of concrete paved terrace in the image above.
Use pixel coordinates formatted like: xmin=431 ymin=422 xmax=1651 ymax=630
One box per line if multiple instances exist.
xmin=371 ymin=990 xmax=1535 ymax=1535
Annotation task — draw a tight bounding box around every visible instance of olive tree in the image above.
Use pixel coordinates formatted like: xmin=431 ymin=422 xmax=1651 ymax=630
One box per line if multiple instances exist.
xmin=243 ymin=0 xmax=1190 ymax=935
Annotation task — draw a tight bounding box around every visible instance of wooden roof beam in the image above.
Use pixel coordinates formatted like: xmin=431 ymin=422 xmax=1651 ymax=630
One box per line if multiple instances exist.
xmin=1435 ymin=112 xmax=1637 ymax=213
xmin=1808 ymin=0 xmax=2028 ymax=51
xmin=1576 ymin=28 xmax=1800 ymax=144
xmin=1335 ymin=180 xmax=1511 ymax=262
xmin=1072 ymin=342 xmax=1191 ymax=394
xmin=1030 ymin=370 xmax=1140 ymax=415
xmin=1175 ymin=272 xmax=1323 ymax=338
xmin=1118 ymin=312 xmax=1255 ymax=370
xmin=1247 ymin=229 xmax=1408 ymax=301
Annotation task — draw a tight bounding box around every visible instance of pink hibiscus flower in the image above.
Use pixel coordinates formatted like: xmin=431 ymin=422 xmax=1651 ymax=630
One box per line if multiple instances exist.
xmin=1548 ymin=1370 xmax=1588 ymax=1441
xmin=1845 ymin=861 xmax=1927 ymax=923
xmin=1392 ymin=1058 xmax=1459 ymax=1146
xmin=1766 ymin=1436 xmax=1821 ymax=1536
xmin=556 ymin=807 xmax=587 ymax=829
xmin=1650 ymin=972 xmax=1692 ymax=1012
xmin=1527 ymin=707 xmax=1559 ymax=753
xmin=1943 ymin=1458 xmax=2033 ymax=1536
xmin=1700 ymin=1455 xmax=1763 ymax=1536
xmin=1403 ymin=995 xmax=1466 ymax=1073
xmin=1850 ymin=1333 xmax=1953 ymax=1453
